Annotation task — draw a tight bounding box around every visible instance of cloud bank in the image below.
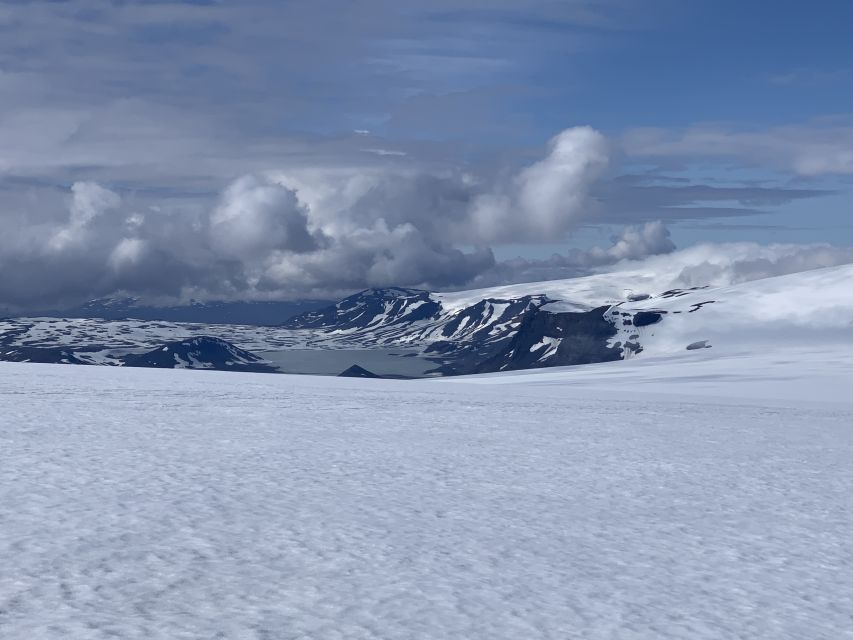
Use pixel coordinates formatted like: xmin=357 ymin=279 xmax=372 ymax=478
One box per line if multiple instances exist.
xmin=0 ymin=127 xmax=616 ymax=310
xmin=4 ymin=144 xmax=849 ymax=313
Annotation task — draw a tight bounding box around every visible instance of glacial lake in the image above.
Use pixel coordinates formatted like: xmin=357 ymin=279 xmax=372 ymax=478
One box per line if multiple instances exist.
xmin=262 ymin=348 xmax=441 ymax=378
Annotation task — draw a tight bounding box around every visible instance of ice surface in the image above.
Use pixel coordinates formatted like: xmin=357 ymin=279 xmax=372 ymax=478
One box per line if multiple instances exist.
xmin=2 ymin=352 xmax=852 ymax=639
xmin=607 ymin=264 xmax=853 ymax=359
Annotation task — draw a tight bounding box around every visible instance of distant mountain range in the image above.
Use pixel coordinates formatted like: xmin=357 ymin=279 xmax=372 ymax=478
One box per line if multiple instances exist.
xmin=282 ymin=288 xmax=621 ymax=375
xmin=2 ymin=264 xmax=851 ymax=376
xmin=9 ymin=297 xmax=333 ymax=326
xmin=122 ymin=336 xmax=279 ymax=373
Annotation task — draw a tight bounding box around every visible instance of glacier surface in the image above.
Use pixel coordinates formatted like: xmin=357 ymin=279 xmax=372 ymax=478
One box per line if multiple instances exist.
xmin=1 ymin=349 xmax=852 ymax=639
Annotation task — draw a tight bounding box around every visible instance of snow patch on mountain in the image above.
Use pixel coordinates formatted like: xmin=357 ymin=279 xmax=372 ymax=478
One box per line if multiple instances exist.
xmin=121 ymin=336 xmax=276 ymax=373
xmin=3 ymin=263 xmax=852 ymax=376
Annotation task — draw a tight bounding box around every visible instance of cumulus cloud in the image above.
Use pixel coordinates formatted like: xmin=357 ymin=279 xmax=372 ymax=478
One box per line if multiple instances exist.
xmin=582 ymin=220 xmax=675 ymax=264
xmin=668 ymin=243 xmax=853 ymax=288
xmin=0 ymin=122 xmax=848 ymax=312
xmin=571 ymin=241 xmax=853 ymax=294
xmin=468 ymin=225 xmax=853 ymax=291
xmin=259 ymin=221 xmax=495 ymax=293
xmin=470 ymin=127 xmax=609 ymax=241
xmin=49 ymin=182 xmax=122 ymax=252
xmin=108 ymin=238 xmax=147 ymax=272
xmin=468 ymin=221 xmax=676 ymax=287
xmin=209 ymin=176 xmax=320 ymax=262
xmin=0 ymin=126 xmax=613 ymax=309
xmin=216 ymin=127 xmax=606 ymax=291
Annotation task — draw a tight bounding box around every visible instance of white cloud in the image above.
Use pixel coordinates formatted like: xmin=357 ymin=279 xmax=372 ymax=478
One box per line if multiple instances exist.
xmin=667 ymin=243 xmax=853 ymax=288
xmin=0 ymin=125 xmax=612 ymax=307
xmin=49 ymin=182 xmax=121 ymax=252
xmin=470 ymin=126 xmax=609 ymax=242
xmin=108 ymin=238 xmax=146 ymax=271
xmin=69 ymin=182 xmax=122 ymax=228
xmin=467 ymin=221 xmax=676 ymax=287
xmin=363 ymin=148 xmax=408 ymax=157
xmin=0 ymin=123 xmax=849 ymax=311
xmin=466 ymin=224 xmax=853 ymax=292
xmin=209 ymin=176 xmax=319 ymax=263
xmin=584 ymin=220 xmax=675 ymax=264
xmin=579 ymin=241 xmax=853 ymax=292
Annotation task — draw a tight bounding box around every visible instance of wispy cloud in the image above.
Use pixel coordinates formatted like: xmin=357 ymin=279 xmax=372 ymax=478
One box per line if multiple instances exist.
xmin=623 ymin=120 xmax=853 ymax=176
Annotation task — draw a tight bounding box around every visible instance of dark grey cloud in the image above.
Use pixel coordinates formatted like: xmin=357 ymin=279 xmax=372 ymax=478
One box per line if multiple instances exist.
xmin=0 ymin=0 xmax=637 ymax=187
xmin=594 ymin=174 xmax=831 ymax=223
xmin=623 ymin=121 xmax=853 ymax=176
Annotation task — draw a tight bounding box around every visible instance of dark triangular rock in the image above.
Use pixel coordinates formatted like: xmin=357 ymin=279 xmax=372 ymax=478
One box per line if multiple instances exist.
xmin=337 ymin=364 xmax=380 ymax=378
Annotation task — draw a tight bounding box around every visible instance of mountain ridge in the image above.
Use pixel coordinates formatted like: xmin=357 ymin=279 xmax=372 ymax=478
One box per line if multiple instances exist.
xmin=2 ymin=263 xmax=851 ymax=376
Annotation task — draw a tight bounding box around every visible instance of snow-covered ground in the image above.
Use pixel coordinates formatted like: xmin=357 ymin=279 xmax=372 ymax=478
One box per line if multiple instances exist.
xmin=2 ymin=350 xmax=852 ymax=639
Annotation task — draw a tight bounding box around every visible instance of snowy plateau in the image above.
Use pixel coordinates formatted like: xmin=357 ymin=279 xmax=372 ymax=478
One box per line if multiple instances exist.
xmin=1 ymin=264 xmax=853 ymax=639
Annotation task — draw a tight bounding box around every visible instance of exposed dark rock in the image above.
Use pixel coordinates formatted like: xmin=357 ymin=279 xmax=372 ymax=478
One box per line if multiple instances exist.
xmin=423 ymin=340 xmax=459 ymax=354
xmin=633 ymin=311 xmax=665 ymax=327
xmin=627 ymin=293 xmax=651 ymax=302
xmin=472 ymin=305 xmax=621 ymax=373
xmin=686 ymin=340 xmax=712 ymax=350
xmin=624 ymin=341 xmax=643 ymax=355
xmin=121 ymin=336 xmax=276 ymax=373
xmin=444 ymin=296 xmax=543 ymax=342
xmin=338 ymin=365 xmax=381 ymax=378
xmin=688 ymin=301 xmax=716 ymax=313
xmin=659 ymin=286 xmax=709 ymax=299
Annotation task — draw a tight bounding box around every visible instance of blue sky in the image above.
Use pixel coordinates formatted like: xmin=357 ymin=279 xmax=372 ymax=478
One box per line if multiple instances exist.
xmin=0 ymin=0 xmax=851 ymax=307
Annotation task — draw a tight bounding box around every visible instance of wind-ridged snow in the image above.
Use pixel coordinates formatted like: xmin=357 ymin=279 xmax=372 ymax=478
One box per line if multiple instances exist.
xmin=2 ymin=343 xmax=852 ymax=639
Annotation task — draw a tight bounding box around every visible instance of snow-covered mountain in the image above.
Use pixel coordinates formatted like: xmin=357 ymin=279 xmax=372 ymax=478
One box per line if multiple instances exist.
xmin=283 ymin=263 xmax=853 ymax=373
xmin=283 ymin=288 xmax=443 ymax=330
xmin=2 ymin=263 xmax=851 ymax=375
xmin=283 ymin=287 xmax=552 ymax=374
xmin=121 ymin=336 xmax=277 ymax=373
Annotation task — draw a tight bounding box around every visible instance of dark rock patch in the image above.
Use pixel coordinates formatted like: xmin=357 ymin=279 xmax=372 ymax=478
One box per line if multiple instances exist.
xmin=688 ymin=301 xmax=716 ymax=313
xmin=338 ymin=365 xmax=381 ymax=378
xmin=627 ymin=293 xmax=651 ymax=302
xmin=472 ymin=305 xmax=621 ymax=374
xmin=659 ymin=286 xmax=709 ymax=299
xmin=633 ymin=311 xmax=665 ymax=327
xmin=686 ymin=340 xmax=712 ymax=350
xmin=121 ymin=336 xmax=276 ymax=373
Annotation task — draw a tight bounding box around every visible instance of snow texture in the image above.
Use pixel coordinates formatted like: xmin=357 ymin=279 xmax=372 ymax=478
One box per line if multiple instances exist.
xmin=1 ymin=350 xmax=852 ymax=639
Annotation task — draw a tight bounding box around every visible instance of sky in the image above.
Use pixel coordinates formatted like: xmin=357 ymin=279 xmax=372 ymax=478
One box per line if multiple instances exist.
xmin=1 ymin=0 xmax=852 ymax=309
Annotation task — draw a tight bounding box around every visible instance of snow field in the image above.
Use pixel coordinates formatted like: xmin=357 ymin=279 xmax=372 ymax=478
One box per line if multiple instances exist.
xmin=1 ymin=360 xmax=852 ymax=638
